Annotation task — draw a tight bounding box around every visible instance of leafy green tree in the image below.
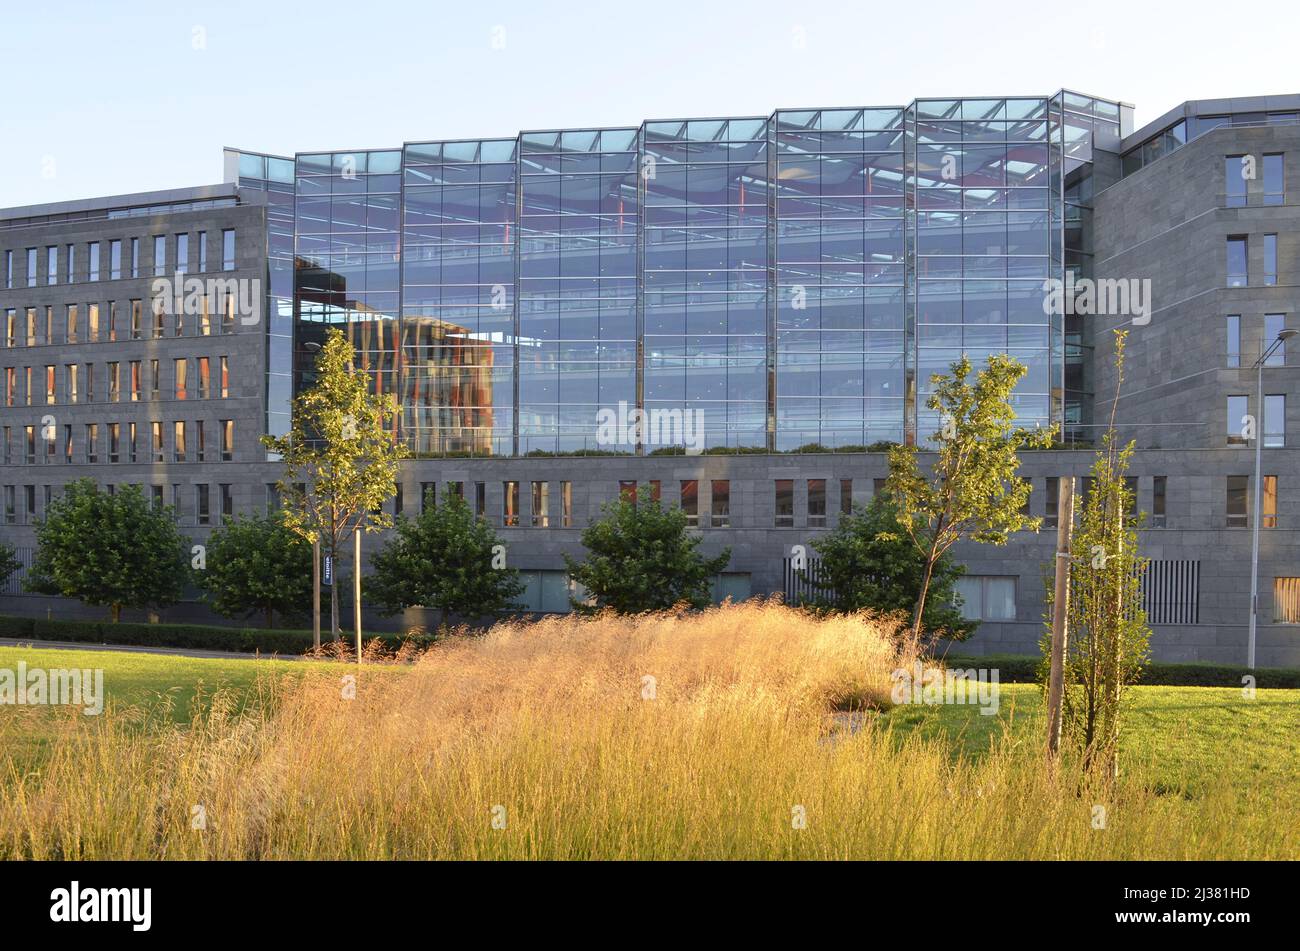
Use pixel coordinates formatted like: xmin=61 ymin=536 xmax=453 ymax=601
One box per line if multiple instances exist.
xmin=886 ymin=354 xmax=1053 ymax=642
xmin=367 ymin=489 xmax=524 ymax=622
xmin=564 ymin=484 xmax=731 ymax=614
xmin=1040 ymin=331 xmax=1151 ymax=779
xmin=198 ymin=511 xmax=315 ymax=628
xmin=0 ymin=541 xmax=20 ymax=591
xmin=26 ymin=480 xmax=191 ymax=622
xmin=803 ymin=492 xmax=973 ymax=638
xmin=262 ymin=328 xmax=407 ymax=638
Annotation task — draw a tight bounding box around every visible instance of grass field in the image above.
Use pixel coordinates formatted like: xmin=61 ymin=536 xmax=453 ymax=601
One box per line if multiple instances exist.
xmin=1 ymin=607 xmax=1296 ymax=860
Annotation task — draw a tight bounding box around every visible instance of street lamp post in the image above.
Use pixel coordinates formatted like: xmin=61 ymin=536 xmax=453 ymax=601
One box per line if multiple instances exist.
xmin=1247 ymin=328 xmax=1296 ymax=670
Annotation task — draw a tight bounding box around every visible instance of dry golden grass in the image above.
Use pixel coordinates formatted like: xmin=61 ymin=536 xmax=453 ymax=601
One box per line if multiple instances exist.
xmin=1 ymin=601 xmax=1295 ymax=860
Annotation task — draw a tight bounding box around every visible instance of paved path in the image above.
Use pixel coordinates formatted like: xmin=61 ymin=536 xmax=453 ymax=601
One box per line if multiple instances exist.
xmin=0 ymin=637 xmax=307 ymax=662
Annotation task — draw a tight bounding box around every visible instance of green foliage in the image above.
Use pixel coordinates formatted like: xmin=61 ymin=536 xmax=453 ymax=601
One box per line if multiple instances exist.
xmin=25 ymin=479 xmax=192 ymax=621
xmin=887 ymin=353 xmax=1053 ymax=638
xmin=261 ymin=328 xmax=406 ymax=633
xmin=198 ymin=511 xmax=315 ymax=628
xmin=564 ymin=484 xmax=731 ymax=614
xmin=805 ymin=493 xmax=973 ymax=638
xmin=367 ymin=489 xmax=525 ymax=620
xmin=0 ymin=542 xmax=19 ymax=590
xmin=1039 ymin=332 xmax=1151 ymax=778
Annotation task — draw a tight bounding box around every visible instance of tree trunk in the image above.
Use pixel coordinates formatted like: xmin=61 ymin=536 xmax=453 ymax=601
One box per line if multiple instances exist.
xmin=111 ymin=603 xmax=121 ymax=623
xmin=911 ymin=556 xmax=936 ymax=642
xmin=329 ymin=537 xmax=341 ymax=639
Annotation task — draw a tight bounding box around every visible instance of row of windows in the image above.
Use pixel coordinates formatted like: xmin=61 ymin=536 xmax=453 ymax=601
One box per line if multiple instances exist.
xmin=2 ymin=482 xmax=235 ymax=526
xmin=1226 ymin=233 xmax=1280 ymax=287
xmin=1 ymin=419 xmax=234 ymax=465
xmin=1224 ymin=152 xmax=1286 ymax=206
xmin=1226 ymin=393 xmax=1286 ymax=447
xmin=1225 ymin=313 xmax=1289 ymax=368
xmin=0 ymin=230 xmax=236 ymax=289
xmin=3 ymin=297 xmax=242 ymax=348
xmin=2 ymin=356 xmax=231 ymax=406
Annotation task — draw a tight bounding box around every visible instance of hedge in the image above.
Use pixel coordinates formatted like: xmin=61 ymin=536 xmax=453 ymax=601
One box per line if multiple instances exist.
xmin=0 ymin=614 xmax=437 ymax=656
xmin=942 ymin=653 xmax=1300 ymax=689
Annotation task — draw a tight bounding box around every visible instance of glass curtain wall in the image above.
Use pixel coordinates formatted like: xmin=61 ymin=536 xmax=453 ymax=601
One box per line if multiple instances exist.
xmin=294 ymin=149 xmax=402 ymax=428
xmin=401 ymin=139 xmax=517 ymax=456
xmin=642 ymin=117 xmax=769 ymax=450
xmin=231 ymin=150 xmax=296 ymax=443
xmin=518 ymin=129 xmax=638 ymax=453
xmin=773 ymin=107 xmax=906 ymax=449
xmin=910 ymin=98 xmax=1055 ymax=443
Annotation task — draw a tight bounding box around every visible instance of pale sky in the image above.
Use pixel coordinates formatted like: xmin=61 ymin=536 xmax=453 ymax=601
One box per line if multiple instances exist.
xmin=2 ymin=0 xmax=1297 ymax=208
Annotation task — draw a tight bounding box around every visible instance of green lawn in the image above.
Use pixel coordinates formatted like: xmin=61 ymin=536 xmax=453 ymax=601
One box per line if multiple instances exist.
xmin=885 ymin=681 xmax=1300 ymax=804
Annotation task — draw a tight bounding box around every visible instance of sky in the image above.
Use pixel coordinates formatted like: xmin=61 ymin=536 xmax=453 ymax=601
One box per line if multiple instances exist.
xmin=2 ymin=0 xmax=1298 ymax=208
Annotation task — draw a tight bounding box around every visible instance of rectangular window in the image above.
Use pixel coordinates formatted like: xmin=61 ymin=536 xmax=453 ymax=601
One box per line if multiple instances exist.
xmin=1227 ymin=235 xmax=1248 ymax=287
xmin=220 ymin=419 xmax=233 ymax=460
xmin=152 ymin=422 xmax=163 ymax=462
xmin=24 ymin=307 xmax=35 ymax=346
xmin=955 ymin=576 xmax=1017 ymax=621
xmin=774 ymin=479 xmax=794 ymax=528
xmin=174 ymin=421 xmax=187 ymax=462
xmin=26 ymin=248 xmax=36 ymax=287
xmin=1263 ymin=153 xmax=1284 ymax=206
xmin=197 ymin=357 xmax=210 ymax=399
xmin=62 ymin=425 xmax=72 ymax=464
xmin=532 ymin=481 xmax=549 ymax=528
xmin=3 ymin=250 xmax=10 ymax=289
xmin=474 ymin=482 xmax=486 ymax=519
xmin=23 ymin=366 xmax=30 ymax=406
xmin=679 ymin=480 xmax=699 ymax=527
xmin=66 ymin=364 xmax=78 ymax=403
xmin=1263 ymin=234 xmax=1278 ymax=286
xmin=66 ymin=244 xmax=75 ymax=282
xmin=840 ymin=479 xmax=853 ymax=516
xmin=220 ymin=484 xmax=233 ymax=519
xmin=220 ymin=356 xmax=229 ymax=398
xmin=808 ymin=479 xmax=827 ymax=528
xmin=46 ymin=246 xmax=58 ymax=285
xmin=129 ymin=422 xmax=138 ymax=463
xmin=1227 ymin=475 xmax=1249 ymax=527
xmin=44 ymin=365 xmax=55 ymax=405
xmin=24 ymin=485 xmax=35 ymax=523
xmin=84 ymin=363 xmax=94 ymax=402
xmin=503 ymin=481 xmax=519 ymax=526
xmin=128 ymin=298 xmax=142 ymax=339
xmin=85 ymin=424 xmax=98 ymax=463
xmin=1227 ymin=395 xmax=1249 ymax=445
xmin=65 ymin=304 xmax=78 ymax=344
xmin=196 ymin=484 xmax=211 ymax=525
xmin=1264 ymin=475 xmax=1278 ymax=529
xmin=1225 ymin=155 xmax=1247 ymax=206
xmin=24 ymin=426 xmax=35 ymax=464
xmin=222 ymin=229 xmax=236 ymax=270
xmin=4 ymin=368 xmax=12 ymax=407
xmin=2 ymin=427 xmax=8 ymax=465
xmin=153 ymin=236 xmax=166 ymax=277
xmin=1226 ymin=315 xmax=1241 ymax=367
xmin=561 ymin=481 xmax=572 ymax=528
xmin=3 ymin=486 xmax=13 ymax=525
xmin=1263 ymin=317 xmax=1284 ymax=366
xmin=175 ymin=358 xmax=188 ymax=400
xmin=150 ymin=360 xmax=160 ymax=399
xmin=108 ymin=361 xmax=120 ymax=402
xmin=420 ymin=482 xmax=436 ymax=512
xmin=1152 ymin=475 xmax=1167 ymax=528
xmin=2 ymin=309 xmax=11 ymax=348
xmin=175 ymin=233 xmax=189 ymax=274
xmin=109 ymin=239 xmax=122 ymax=280
xmin=1044 ymin=476 xmax=1060 ymax=528
xmin=198 ymin=231 xmax=208 ymax=272
xmin=618 ymin=480 xmax=637 ymax=501
xmin=109 ymin=423 xmax=120 ymax=464
xmin=195 ymin=420 xmax=206 ymax=462
xmin=87 ymin=303 xmax=99 ymax=342
xmin=88 ymin=242 xmax=101 ymax=281
xmin=711 ymin=480 xmax=730 ymax=529
xmin=130 ymin=237 xmax=140 ymax=278
xmin=130 ymin=361 xmax=141 ymax=401
xmin=1274 ymin=578 xmax=1300 ymax=622
xmin=1265 ymin=394 xmax=1285 ymax=447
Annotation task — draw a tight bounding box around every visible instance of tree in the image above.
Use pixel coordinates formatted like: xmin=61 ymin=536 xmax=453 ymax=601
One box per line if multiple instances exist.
xmin=564 ymin=484 xmax=731 ymax=614
xmin=1040 ymin=331 xmax=1150 ymax=779
xmin=367 ymin=489 xmax=524 ymax=622
xmin=0 ymin=542 xmax=19 ymax=591
xmin=803 ymin=492 xmax=973 ymax=639
xmin=262 ymin=328 xmax=406 ymax=638
xmin=198 ymin=511 xmax=315 ymax=628
xmin=886 ymin=354 xmax=1054 ymax=642
xmin=26 ymin=480 xmax=191 ymax=622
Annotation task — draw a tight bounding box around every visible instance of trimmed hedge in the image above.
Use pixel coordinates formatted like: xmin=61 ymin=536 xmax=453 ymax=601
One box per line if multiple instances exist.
xmin=943 ymin=653 xmax=1300 ymax=689
xmin=0 ymin=614 xmax=436 ymax=656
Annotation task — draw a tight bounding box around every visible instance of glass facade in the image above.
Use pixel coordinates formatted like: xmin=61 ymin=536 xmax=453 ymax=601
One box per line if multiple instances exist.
xmin=226 ymin=89 xmax=1122 ymax=457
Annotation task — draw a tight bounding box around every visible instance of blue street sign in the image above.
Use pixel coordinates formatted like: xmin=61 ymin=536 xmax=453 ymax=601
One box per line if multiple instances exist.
xmin=323 ymin=555 xmax=333 ymax=586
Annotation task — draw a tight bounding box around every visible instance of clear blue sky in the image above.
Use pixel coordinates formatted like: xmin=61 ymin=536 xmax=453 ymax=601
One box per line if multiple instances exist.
xmin=3 ymin=0 xmax=1296 ymax=207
